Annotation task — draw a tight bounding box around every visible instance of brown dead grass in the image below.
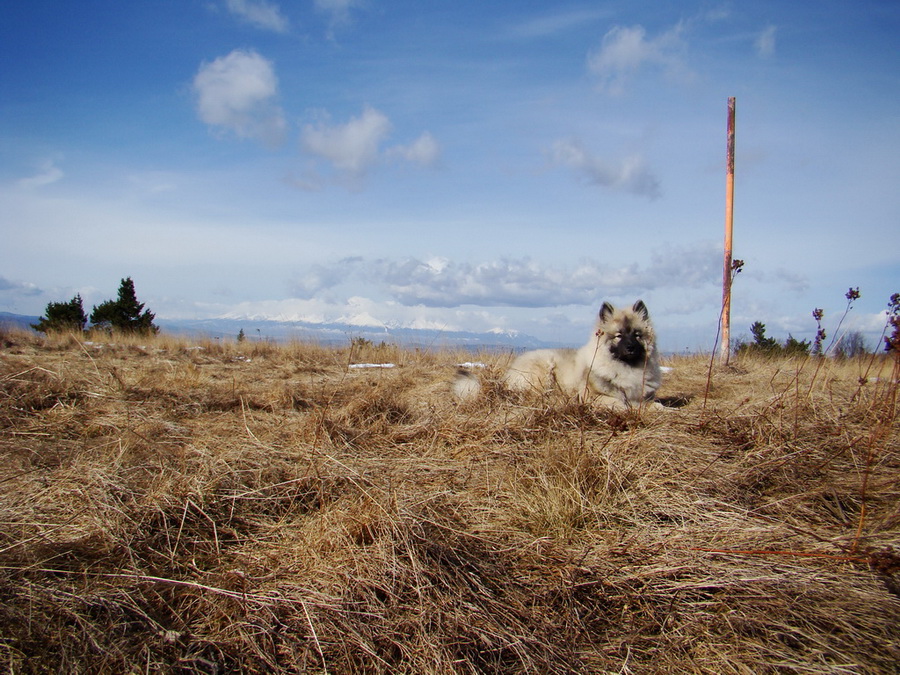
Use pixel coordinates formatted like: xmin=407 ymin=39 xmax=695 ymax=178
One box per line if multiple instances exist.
xmin=1 ymin=327 xmax=898 ymax=673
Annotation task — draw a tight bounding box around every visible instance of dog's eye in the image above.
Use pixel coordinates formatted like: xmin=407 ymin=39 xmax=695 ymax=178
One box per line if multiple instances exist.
xmin=614 ymin=332 xmax=622 ymax=340
xmin=634 ymin=330 xmax=643 ymax=338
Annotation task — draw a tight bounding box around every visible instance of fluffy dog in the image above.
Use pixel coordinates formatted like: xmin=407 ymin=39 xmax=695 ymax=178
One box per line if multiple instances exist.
xmin=455 ymin=301 xmax=662 ymax=409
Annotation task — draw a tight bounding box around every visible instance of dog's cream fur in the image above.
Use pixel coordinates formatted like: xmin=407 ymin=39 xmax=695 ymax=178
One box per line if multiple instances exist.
xmin=455 ymin=301 xmax=662 ymax=409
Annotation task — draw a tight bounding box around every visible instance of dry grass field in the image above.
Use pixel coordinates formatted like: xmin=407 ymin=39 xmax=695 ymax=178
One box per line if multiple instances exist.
xmin=1 ymin=327 xmax=899 ymax=674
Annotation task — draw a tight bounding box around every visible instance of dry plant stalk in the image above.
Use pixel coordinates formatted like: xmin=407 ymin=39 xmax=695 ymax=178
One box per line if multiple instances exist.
xmin=0 ymin=327 xmax=898 ymax=674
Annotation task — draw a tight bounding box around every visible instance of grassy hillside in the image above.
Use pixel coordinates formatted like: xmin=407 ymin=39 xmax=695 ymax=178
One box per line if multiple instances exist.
xmin=1 ymin=329 xmax=898 ymax=673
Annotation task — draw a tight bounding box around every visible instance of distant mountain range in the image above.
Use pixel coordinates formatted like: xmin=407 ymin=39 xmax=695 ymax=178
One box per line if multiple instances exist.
xmin=0 ymin=312 xmax=561 ymax=351
xmin=0 ymin=312 xmax=40 ymax=332
xmin=156 ymin=317 xmax=560 ymax=350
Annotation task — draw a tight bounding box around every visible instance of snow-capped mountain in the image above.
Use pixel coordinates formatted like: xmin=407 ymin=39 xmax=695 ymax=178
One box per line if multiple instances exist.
xmin=156 ymin=316 xmax=558 ymax=350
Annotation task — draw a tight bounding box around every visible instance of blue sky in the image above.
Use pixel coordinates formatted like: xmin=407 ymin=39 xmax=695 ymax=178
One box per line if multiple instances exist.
xmin=2 ymin=0 xmax=898 ymax=352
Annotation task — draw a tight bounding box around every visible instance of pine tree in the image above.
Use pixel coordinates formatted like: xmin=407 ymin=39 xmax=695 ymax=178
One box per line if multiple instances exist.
xmin=90 ymin=278 xmax=158 ymax=334
xmin=736 ymin=321 xmax=782 ymax=357
xmin=783 ymin=334 xmax=811 ymax=356
xmin=749 ymin=321 xmax=779 ymax=353
xmin=31 ymin=294 xmax=88 ymax=333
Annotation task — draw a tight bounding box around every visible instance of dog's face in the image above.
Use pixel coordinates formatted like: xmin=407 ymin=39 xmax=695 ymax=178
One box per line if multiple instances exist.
xmin=597 ymin=300 xmax=655 ymax=366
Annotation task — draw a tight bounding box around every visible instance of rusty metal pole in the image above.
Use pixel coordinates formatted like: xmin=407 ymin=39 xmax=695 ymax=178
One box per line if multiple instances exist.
xmin=719 ymin=97 xmax=736 ymax=363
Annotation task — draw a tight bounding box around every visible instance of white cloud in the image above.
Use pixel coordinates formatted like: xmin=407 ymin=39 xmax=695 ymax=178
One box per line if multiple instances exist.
xmin=192 ymin=49 xmax=287 ymax=147
xmin=224 ymin=0 xmax=289 ymax=33
xmin=376 ymin=258 xmax=595 ymax=307
xmin=0 ymin=275 xmax=42 ymax=296
xmin=300 ymin=106 xmax=440 ymax=185
xmin=755 ymin=25 xmax=777 ymax=58
xmin=387 ymin=131 xmax=441 ymax=167
xmin=852 ymin=309 xmax=898 ymax=335
xmin=16 ymin=160 xmax=64 ymax=189
xmin=283 ymin=249 xmax=720 ymax=309
xmin=587 ymin=23 xmax=692 ymax=95
xmin=301 ymin=106 xmax=392 ymax=176
xmin=550 ymin=139 xmax=661 ymax=199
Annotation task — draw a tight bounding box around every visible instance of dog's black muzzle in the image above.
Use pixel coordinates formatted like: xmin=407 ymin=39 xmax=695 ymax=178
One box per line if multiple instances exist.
xmin=612 ymin=334 xmax=646 ymax=366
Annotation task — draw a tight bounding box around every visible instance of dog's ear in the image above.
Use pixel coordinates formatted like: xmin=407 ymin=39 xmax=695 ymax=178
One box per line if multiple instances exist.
xmin=632 ymin=300 xmax=649 ymax=320
xmin=599 ymin=302 xmax=615 ymax=321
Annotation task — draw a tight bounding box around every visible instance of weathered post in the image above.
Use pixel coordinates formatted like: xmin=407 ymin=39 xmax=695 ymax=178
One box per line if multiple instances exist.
xmin=719 ymin=97 xmax=736 ymax=364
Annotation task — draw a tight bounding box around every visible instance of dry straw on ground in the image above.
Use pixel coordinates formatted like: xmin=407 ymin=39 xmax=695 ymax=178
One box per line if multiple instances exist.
xmin=1 ymin=327 xmax=898 ymax=673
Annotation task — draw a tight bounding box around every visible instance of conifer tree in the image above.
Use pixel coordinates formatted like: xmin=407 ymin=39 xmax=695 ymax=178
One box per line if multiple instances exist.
xmin=90 ymin=277 xmax=158 ymax=334
xmin=749 ymin=321 xmax=779 ymax=353
xmin=31 ymin=294 xmax=88 ymax=333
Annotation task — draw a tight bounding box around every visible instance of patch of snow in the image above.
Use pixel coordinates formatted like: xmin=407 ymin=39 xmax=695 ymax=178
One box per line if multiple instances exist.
xmin=408 ymin=317 xmax=459 ymax=331
xmin=338 ymin=312 xmax=388 ymax=328
xmin=349 ymin=363 xmax=396 ymax=369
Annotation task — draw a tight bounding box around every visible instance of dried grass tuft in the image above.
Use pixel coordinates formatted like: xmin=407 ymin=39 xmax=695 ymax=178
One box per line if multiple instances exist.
xmin=1 ymin=330 xmax=898 ymax=673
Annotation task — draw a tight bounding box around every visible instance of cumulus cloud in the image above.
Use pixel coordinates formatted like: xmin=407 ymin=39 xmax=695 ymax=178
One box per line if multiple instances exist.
xmin=550 ymin=139 xmax=661 ymax=199
xmin=285 ymin=248 xmax=719 ymax=309
xmin=387 ymin=132 xmax=441 ymax=167
xmin=376 ymin=258 xmax=600 ymax=307
xmin=755 ymin=25 xmax=777 ymax=58
xmin=0 ymin=275 xmax=42 ymax=296
xmin=301 ymin=106 xmax=392 ymax=176
xmin=299 ymin=106 xmax=440 ymax=185
xmin=193 ymin=49 xmax=287 ymax=147
xmin=587 ymin=23 xmax=692 ymax=95
xmin=224 ymin=0 xmax=289 ymax=33
xmin=16 ymin=160 xmax=64 ymax=189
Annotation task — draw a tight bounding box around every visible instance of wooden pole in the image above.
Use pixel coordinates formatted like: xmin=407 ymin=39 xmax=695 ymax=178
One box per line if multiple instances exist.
xmin=719 ymin=97 xmax=736 ymax=363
